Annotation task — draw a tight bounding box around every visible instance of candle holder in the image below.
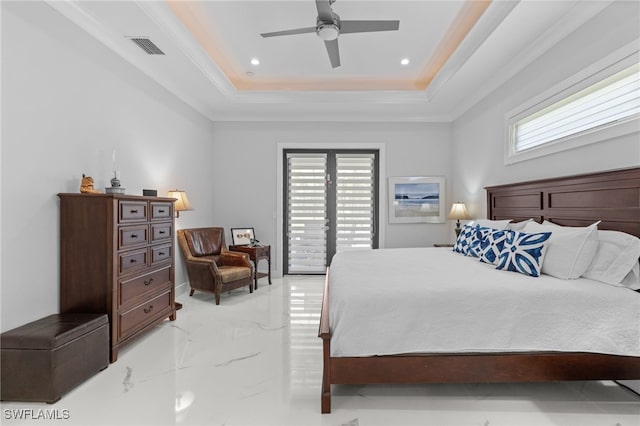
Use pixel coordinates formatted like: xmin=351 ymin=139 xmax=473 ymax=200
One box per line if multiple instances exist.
xmin=105 ymin=171 xmax=126 ymax=194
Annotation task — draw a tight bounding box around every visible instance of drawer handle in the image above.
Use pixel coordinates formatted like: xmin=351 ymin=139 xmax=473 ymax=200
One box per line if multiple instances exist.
xmin=158 ymin=252 xmax=165 ymax=256
xmin=143 ymin=305 xmax=154 ymax=314
xmin=158 ymin=209 xmax=165 ymax=213
xmin=130 ymin=259 xmax=137 ymax=263
xmin=130 ymin=209 xmax=138 ymax=214
xmin=159 ymin=231 xmax=166 ymax=235
xmin=144 ymin=278 xmax=154 ymax=286
xmin=131 ymin=234 xmax=138 ymax=238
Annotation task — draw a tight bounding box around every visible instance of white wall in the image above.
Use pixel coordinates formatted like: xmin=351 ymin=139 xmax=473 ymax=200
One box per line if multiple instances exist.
xmin=1 ymin=2 xmax=215 ymax=331
xmin=451 ymin=1 xmax=640 ymax=219
xmin=211 ymin=121 xmax=453 ymax=276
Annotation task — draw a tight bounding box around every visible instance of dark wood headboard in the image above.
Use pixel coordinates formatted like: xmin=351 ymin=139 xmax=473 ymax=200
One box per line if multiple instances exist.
xmin=485 ymin=167 xmax=640 ymax=238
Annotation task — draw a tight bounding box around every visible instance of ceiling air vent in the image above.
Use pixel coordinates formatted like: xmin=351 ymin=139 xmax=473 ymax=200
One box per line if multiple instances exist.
xmin=129 ymin=37 xmax=165 ymax=55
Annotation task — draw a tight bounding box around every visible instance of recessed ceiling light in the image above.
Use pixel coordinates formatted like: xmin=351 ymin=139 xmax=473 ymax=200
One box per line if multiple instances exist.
xmin=401 ymin=58 xmax=410 ymax=66
xmin=250 ymin=58 xmax=260 ymax=66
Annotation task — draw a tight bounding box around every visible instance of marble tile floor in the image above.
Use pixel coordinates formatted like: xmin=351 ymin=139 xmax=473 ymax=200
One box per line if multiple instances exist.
xmin=1 ymin=275 xmax=639 ymax=426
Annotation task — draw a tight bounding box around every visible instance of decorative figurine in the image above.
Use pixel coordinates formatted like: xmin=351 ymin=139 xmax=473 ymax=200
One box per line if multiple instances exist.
xmin=80 ymin=174 xmax=101 ymax=194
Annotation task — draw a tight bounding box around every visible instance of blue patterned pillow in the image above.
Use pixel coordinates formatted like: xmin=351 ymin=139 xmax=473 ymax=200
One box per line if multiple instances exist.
xmin=453 ymin=224 xmax=477 ymax=254
xmin=467 ymin=226 xmax=492 ymax=258
xmin=453 ymin=224 xmax=491 ymax=257
xmin=478 ymin=229 xmax=509 ymax=264
xmin=495 ymin=231 xmax=552 ymax=277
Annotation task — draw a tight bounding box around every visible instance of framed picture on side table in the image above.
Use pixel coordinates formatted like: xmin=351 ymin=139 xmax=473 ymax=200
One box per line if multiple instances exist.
xmin=230 ymin=227 xmax=255 ymax=246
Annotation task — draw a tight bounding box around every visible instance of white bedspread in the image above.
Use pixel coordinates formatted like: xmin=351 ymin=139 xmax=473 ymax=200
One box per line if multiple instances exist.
xmin=329 ymin=248 xmax=640 ymax=357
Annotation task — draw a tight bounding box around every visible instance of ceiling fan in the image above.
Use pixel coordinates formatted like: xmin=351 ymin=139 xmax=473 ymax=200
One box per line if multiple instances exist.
xmin=260 ymin=0 xmax=400 ymax=68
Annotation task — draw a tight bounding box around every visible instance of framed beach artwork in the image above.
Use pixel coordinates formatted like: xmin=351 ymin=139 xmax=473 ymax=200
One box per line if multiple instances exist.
xmin=388 ymin=176 xmax=446 ymax=223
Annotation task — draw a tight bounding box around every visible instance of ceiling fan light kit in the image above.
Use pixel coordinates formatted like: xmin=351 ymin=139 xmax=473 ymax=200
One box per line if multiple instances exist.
xmin=317 ymin=23 xmax=339 ymax=41
xmin=260 ymin=0 xmax=399 ymax=68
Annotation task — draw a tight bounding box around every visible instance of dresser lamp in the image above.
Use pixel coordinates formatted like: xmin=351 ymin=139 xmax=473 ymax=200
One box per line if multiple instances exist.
xmin=448 ymin=202 xmax=471 ymax=238
xmin=168 ymin=190 xmax=192 ymax=311
xmin=168 ymin=190 xmax=193 ymax=218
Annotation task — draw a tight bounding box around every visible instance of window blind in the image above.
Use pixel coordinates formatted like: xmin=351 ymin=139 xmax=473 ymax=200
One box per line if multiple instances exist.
xmin=514 ymin=64 xmax=640 ymax=152
xmin=286 ymin=153 xmax=327 ymax=274
xmin=336 ymin=153 xmax=375 ymax=251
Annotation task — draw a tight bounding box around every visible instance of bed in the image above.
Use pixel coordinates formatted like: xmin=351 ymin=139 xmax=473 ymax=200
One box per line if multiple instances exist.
xmin=318 ymin=167 xmax=640 ymax=413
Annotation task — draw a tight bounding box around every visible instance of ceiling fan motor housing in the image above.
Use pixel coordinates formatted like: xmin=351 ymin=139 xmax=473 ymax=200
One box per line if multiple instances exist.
xmin=316 ymin=14 xmax=340 ymax=41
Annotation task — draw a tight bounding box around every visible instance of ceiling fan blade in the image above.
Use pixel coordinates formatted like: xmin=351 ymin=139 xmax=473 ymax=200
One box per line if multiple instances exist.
xmin=340 ymin=20 xmax=400 ymax=34
xmin=261 ymin=27 xmax=317 ymax=38
xmin=315 ymin=0 xmax=334 ymax=21
xmin=324 ymin=39 xmax=340 ymax=68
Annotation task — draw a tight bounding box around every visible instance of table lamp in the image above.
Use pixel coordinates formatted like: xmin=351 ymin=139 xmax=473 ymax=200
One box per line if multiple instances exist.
xmin=448 ymin=202 xmax=471 ymax=238
xmin=168 ymin=190 xmax=193 ymax=218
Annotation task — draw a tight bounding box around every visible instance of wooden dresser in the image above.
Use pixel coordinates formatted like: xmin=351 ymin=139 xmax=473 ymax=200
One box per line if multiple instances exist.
xmin=58 ymin=193 xmax=176 ymax=362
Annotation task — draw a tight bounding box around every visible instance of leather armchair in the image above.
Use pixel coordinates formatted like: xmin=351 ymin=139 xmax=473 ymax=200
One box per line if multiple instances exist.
xmin=177 ymin=227 xmax=254 ymax=305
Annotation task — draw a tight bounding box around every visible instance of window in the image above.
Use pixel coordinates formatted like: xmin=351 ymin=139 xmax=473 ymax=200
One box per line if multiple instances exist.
xmin=506 ymin=49 xmax=640 ymax=164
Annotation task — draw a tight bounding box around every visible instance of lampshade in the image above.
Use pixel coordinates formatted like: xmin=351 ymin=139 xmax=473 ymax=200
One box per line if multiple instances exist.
xmin=168 ymin=190 xmax=193 ymax=217
xmin=448 ymin=202 xmax=470 ymax=220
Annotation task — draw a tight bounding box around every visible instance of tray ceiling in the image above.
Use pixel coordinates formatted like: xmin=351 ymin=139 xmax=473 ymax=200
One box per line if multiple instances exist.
xmin=46 ymin=0 xmax=613 ymax=122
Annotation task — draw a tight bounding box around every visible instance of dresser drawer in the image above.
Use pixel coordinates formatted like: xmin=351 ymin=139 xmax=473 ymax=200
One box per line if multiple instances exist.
xmin=120 ymin=266 xmax=172 ymax=306
xmin=119 ymin=201 xmax=147 ymax=222
xmin=150 ymin=202 xmax=172 ymax=221
xmin=151 ymin=244 xmax=172 ymax=265
xmin=119 ymin=248 xmax=148 ymax=275
xmin=118 ymin=225 xmax=149 ymax=249
xmin=119 ymin=291 xmax=171 ymax=338
xmin=151 ymin=222 xmax=172 ymax=242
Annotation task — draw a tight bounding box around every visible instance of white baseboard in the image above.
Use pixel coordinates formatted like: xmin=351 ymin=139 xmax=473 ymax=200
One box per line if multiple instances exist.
xmin=175 ymin=281 xmax=189 ymax=297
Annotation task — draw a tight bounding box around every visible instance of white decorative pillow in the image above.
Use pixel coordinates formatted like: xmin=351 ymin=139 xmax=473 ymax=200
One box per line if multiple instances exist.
xmin=495 ymin=230 xmax=552 ymax=277
xmin=523 ymin=221 xmax=600 ymax=279
xmin=469 ymin=219 xmax=512 ymax=230
xmin=621 ymin=262 xmax=640 ymax=290
xmin=583 ymin=230 xmax=640 ymax=286
xmin=506 ymin=219 xmax=534 ymax=231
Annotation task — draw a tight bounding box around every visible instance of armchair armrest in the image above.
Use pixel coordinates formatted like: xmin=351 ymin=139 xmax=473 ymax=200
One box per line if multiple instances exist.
xmin=220 ymin=251 xmax=252 ymax=269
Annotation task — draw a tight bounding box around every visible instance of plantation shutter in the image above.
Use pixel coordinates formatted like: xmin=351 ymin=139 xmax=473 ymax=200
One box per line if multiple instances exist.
xmin=336 ymin=153 xmax=376 ymax=251
xmin=286 ymin=153 xmax=328 ymax=273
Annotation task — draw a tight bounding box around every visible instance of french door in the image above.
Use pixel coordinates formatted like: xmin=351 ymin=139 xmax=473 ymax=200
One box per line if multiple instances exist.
xmin=284 ymin=149 xmax=379 ymax=274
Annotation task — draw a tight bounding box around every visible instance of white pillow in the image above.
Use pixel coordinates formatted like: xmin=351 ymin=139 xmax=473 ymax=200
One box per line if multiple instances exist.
xmin=523 ymin=221 xmax=600 ymax=279
xmin=506 ymin=218 xmax=534 ymax=231
xmin=470 ymin=219 xmax=511 ymax=230
xmin=621 ymin=262 xmax=640 ymax=290
xmin=583 ymin=230 xmax=640 ymax=286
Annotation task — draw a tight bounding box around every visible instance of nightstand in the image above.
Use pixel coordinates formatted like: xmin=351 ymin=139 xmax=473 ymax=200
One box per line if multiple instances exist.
xmin=229 ymin=244 xmax=271 ymax=290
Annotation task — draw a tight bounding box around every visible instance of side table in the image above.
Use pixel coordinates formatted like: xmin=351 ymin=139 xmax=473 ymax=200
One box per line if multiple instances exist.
xmin=229 ymin=244 xmax=272 ymax=290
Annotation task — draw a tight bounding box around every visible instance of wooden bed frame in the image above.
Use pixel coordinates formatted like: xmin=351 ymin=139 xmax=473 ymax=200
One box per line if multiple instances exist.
xmin=318 ymin=167 xmax=640 ymax=413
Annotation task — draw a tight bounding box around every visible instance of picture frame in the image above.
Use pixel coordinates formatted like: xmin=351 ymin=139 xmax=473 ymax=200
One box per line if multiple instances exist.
xmin=230 ymin=227 xmax=255 ymax=246
xmin=388 ymin=176 xmax=445 ymax=223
